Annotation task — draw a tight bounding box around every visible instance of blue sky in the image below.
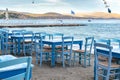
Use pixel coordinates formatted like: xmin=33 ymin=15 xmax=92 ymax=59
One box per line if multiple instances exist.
xmin=0 ymin=0 xmax=120 ymax=14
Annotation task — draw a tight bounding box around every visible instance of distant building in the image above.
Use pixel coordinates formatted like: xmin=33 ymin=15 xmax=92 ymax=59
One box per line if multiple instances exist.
xmin=5 ymin=8 xmax=9 ymax=20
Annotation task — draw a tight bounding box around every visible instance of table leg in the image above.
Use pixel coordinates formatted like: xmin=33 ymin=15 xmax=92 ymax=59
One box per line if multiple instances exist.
xmin=51 ymin=44 xmax=55 ymax=67
xmin=79 ymin=43 xmax=82 ymax=64
xmin=17 ymin=38 xmax=21 ymax=55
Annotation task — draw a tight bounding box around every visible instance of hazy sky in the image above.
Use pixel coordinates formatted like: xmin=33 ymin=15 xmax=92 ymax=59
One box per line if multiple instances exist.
xmin=0 ymin=0 xmax=120 ymax=14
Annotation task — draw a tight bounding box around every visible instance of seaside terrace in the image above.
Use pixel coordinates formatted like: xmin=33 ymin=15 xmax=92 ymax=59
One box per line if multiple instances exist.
xmin=0 ymin=0 xmax=120 ymax=79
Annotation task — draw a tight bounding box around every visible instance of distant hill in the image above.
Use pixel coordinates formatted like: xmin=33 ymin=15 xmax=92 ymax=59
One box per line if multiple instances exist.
xmin=0 ymin=10 xmax=32 ymax=19
xmin=0 ymin=10 xmax=120 ymax=19
xmin=26 ymin=12 xmax=79 ymax=19
xmin=75 ymin=12 xmax=120 ymax=19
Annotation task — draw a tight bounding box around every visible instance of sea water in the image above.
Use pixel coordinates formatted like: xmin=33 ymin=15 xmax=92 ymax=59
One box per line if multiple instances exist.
xmin=3 ymin=19 xmax=120 ymax=39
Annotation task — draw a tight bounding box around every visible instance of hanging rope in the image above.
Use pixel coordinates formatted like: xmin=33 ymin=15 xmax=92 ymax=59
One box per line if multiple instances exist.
xmin=102 ymin=0 xmax=111 ymax=13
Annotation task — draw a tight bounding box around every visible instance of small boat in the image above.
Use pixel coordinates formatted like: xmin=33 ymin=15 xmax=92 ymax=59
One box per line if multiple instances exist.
xmin=58 ymin=19 xmax=63 ymax=24
xmin=88 ymin=19 xmax=91 ymax=22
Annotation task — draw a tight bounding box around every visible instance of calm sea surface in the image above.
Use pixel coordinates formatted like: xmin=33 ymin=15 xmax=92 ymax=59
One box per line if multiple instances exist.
xmin=2 ymin=19 xmax=120 ymax=40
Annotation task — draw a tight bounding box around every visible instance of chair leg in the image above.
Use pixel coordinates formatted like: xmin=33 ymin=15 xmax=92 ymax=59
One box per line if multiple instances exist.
xmin=84 ymin=56 xmax=87 ymax=68
xmin=35 ymin=45 xmax=39 ymax=64
xmin=23 ymin=46 xmax=26 ymax=56
xmin=95 ymin=68 xmax=98 ymax=80
xmin=113 ymin=69 xmax=120 ymax=80
xmin=69 ymin=55 xmax=71 ymax=66
xmin=36 ymin=52 xmax=39 ymax=64
xmin=5 ymin=44 xmax=8 ymax=55
xmin=74 ymin=52 xmax=82 ymax=65
xmin=73 ymin=52 xmax=76 ymax=65
xmin=103 ymin=69 xmax=107 ymax=80
xmin=106 ymin=69 xmax=110 ymax=80
xmin=13 ymin=45 xmax=17 ymax=55
xmin=45 ymin=53 xmax=49 ymax=61
xmin=62 ymin=56 xmax=65 ymax=68
xmin=88 ymin=55 xmax=91 ymax=66
xmin=118 ymin=69 xmax=120 ymax=80
xmin=40 ymin=53 xmax=42 ymax=67
xmin=30 ymin=46 xmax=32 ymax=56
xmin=79 ymin=53 xmax=82 ymax=64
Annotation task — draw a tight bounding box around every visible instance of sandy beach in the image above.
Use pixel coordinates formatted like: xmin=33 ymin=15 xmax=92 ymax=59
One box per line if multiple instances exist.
xmin=31 ymin=55 xmax=94 ymax=80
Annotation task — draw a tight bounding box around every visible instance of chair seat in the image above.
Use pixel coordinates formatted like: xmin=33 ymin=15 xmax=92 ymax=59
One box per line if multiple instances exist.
xmin=21 ymin=41 xmax=33 ymax=44
xmin=73 ymin=49 xmax=85 ymax=53
xmin=55 ymin=46 xmax=62 ymax=49
xmin=36 ymin=48 xmax=51 ymax=53
xmin=56 ymin=49 xmax=71 ymax=53
xmin=100 ymin=61 xmax=120 ymax=68
xmin=112 ymin=58 xmax=119 ymax=62
xmin=55 ymin=46 xmax=67 ymax=49
xmin=73 ymin=50 xmax=91 ymax=54
xmin=98 ymin=56 xmax=108 ymax=61
xmin=43 ymin=49 xmax=51 ymax=53
xmin=25 ymin=41 xmax=33 ymax=43
xmin=98 ymin=57 xmax=119 ymax=62
xmin=4 ymin=42 xmax=16 ymax=45
xmin=43 ymin=46 xmax=52 ymax=49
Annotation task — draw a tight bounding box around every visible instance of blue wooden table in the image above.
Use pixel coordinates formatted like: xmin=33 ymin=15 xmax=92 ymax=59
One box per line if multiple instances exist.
xmin=96 ymin=48 xmax=120 ymax=58
xmin=0 ymin=55 xmax=33 ymax=79
xmin=42 ymin=39 xmax=83 ymax=67
xmin=94 ymin=48 xmax=120 ymax=80
xmin=11 ymin=35 xmax=33 ymax=55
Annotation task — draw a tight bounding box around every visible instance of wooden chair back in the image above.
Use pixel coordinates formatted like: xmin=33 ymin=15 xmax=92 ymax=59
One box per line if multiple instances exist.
xmin=0 ymin=57 xmax=32 ymax=80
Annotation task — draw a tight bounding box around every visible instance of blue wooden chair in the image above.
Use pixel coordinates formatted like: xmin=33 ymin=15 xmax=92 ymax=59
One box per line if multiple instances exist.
xmin=94 ymin=43 xmax=120 ymax=80
xmin=43 ymin=33 xmax=63 ymax=40
xmin=73 ymin=37 xmax=94 ymax=67
xmin=35 ymin=34 xmax=51 ymax=67
xmin=0 ymin=32 xmax=2 ymax=53
xmin=12 ymin=29 xmax=26 ymax=35
xmin=110 ymin=38 xmax=120 ymax=64
xmin=94 ymin=39 xmax=110 ymax=45
xmin=35 ymin=32 xmax=52 ymax=62
xmin=40 ymin=33 xmax=52 ymax=50
xmin=34 ymin=32 xmax=46 ymax=52
xmin=55 ymin=36 xmax=73 ymax=67
xmin=0 ymin=29 xmax=9 ymax=54
xmin=44 ymin=33 xmax=52 ymax=40
xmin=110 ymin=38 xmax=120 ymax=49
xmin=0 ymin=29 xmax=17 ymax=55
xmin=21 ymin=31 xmax=34 ymax=56
xmin=53 ymin=33 xmax=64 ymax=49
xmin=51 ymin=33 xmax=64 ymax=40
xmin=94 ymin=39 xmax=111 ymax=62
xmin=0 ymin=56 xmax=32 ymax=80
xmin=43 ymin=33 xmax=64 ymax=50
